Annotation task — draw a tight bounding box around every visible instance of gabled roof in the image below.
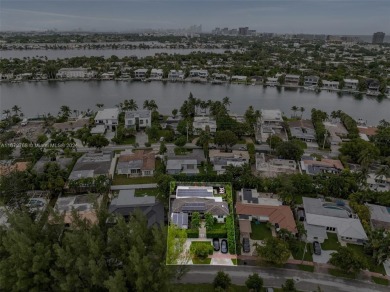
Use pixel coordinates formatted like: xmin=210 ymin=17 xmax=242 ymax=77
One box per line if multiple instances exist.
xmin=117 ymin=150 xmax=155 ymax=171
xmin=288 ymin=119 xmax=315 ymax=130
xmin=235 ymin=203 xmax=297 ymax=233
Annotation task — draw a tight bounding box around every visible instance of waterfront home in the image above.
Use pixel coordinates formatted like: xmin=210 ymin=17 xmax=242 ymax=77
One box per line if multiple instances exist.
xmin=231 ymin=75 xmax=247 ymax=83
xmin=68 ymin=151 xmax=113 ymax=181
xmin=288 ymin=119 xmax=316 ymax=142
xmin=168 ymin=70 xmax=185 ymax=80
xmin=124 ymin=110 xmax=151 ymax=130
xmin=255 ymin=153 xmax=297 ymax=177
xmin=302 ymin=197 xmax=367 ymax=244
xmin=166 ymin=159 xmax=199 ymax=175
xmin=256 ymin=109 xmax=285 ymax=143
xmin=300 ymin=157 xmax=344 ymax=175
xmin=94 ymin=108 xmax=119 ymax=131
xmin=189 ymin=69 xmax=209 ymax=79
xmin=53 ymin=118 xmax=90 ymax=132
xmin=101 ymin=72 xmax=115 ymax=80
xmin=116 ymin=149 xmax=155 ymax=177
xmin=284 ymin=74 xmax=300 ymax=86
xmin=304 ymin=75 xmax=319 ymax=87
xmin=366 ymin=173 xmax=390 ymax=192
xmin=193 ymin=116 xmax=217 ymax=133
xmin=366 ymin=203 xmax=390 ymax=231
xmin=343 ymin=78 xmax=359 ymax=90
xmin=209 ymin=150 xmax=250 ymax=174
xmin=15 ymin=73 xmax=33 ymax=81
xmin=358 ymin=126 xmax=377 ymax=141
xmin=134 ymin=68 xmax=148 ymax=79
xmin=265 ymin=77 xmax=279 ymax=86
xmin=322 ymin=80 xmax=340 ymax=90
xmin=367 ymin=79 xmax=381 ymax=96
xmin=56 ymin=67 xmax=97 ymax=79
xmin=211 ymin=73 xmax=229 ymax=82
xmin=323 ymin=122 xmax=348 ymax=145
xmin=0 ymin=73 xmax=14 ymax=81
xmin=150 ymin=68 xmax=163 ymax=80
xmin=108 ymin=189 xmax=164 ymax=227
xmin=236 ymin=189 xmax=297 ymax=235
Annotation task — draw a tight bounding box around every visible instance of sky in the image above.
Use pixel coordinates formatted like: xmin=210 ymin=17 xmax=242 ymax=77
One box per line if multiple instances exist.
xmin=0 ymin=0 xmax=389 ymax=35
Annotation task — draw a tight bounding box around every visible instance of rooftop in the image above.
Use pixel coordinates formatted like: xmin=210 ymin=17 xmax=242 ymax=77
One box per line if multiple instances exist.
xmin=117 ymin=149 xmax=155 ymax=171
xmin=125 ymin=110 xmax=151 ymax=119
xmin=54 ymin=194 xmax=99 ymax=225
xmin=366 ymin=203 xmax=390 ymax=224
xmin=260 ymin=109 xmax=282 ymax=121
xmin=95 ymin=108 xmax=119 ymax=121
xmin=69 ymin=152 xmax=112 ymax=180
xmin=303 ymin=197 xmax=351 ymax=218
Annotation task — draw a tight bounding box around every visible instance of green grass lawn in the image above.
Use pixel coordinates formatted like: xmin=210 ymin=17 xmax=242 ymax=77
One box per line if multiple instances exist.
xmin=298 ymin=264 xmax=315 ymax=272
xmin=347 ymin=244 xmax=386 ymax=275
xmin=119 ymin=136 xmax=136 ymax=145
xmin=321 ymin=233 xmax=341 ymax=250
xmin=292 ymin=241 xmax=313 ymax=262
xmin=112 ymin=175 xmax=157 ymax=185
xmin=250 ymin=222 xmax=272 ymax=240
xmin=372 ymin=276 xmax=389 ymax=286
xmin=171 ymin=284 xmax=247 ymax=292
xmin=231 ymin=258 xmax=238 ymax=265
xmin=198 ymin=163 xmax=217 ymax=175
xmin=328 ymin=268 xmax=356 ymax=279
xmin=134 ymin=188 xmax=160 ymax=197
xmin=192 ymin=257 xmax=211 ymax=264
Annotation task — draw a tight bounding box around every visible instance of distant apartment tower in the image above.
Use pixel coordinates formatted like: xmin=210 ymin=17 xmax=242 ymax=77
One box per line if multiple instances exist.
xmin=238 ymin=27 xmax=249 ymax=36
xmin=372 ymin=32 xmax=385 ymax=44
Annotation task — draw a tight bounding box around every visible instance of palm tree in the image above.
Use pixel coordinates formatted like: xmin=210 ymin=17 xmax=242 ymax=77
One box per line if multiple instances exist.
xmin=299 ymin=107 xmax=305 ymax=119
xmin=59 ymin=105 xmax=71 ymax=118
xmin=222 ymin=96 xmax=231 ymax=109
xmin=143 ymin=99 xmax=158 ymax=111
xmin=96 ymin=103 xmax=104 ymax=109
xmin=291 ymin=106 xmax=298 ymax=118
xmin=11 ymin=105 xmax=21 ymax=116
xmin=2 ymin=109 xmax=11 ymax=119
xmin=196 ymin=129 xmax=212 ymax=162
xmin=123 ymin=99 xmax=138 ymax=111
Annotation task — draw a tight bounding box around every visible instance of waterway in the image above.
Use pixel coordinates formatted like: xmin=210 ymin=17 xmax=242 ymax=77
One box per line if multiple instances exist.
xmin=1 ymin=81 xmax=388 ymax=125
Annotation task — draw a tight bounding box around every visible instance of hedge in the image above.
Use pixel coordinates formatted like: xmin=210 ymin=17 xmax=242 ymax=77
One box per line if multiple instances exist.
xmin=226 ymin=215 xmax=236 ymax=254
xmin=206 ymin=230 xmax=227 ymax=238
xmin=186 ymin=229 xmax=199 ymax=238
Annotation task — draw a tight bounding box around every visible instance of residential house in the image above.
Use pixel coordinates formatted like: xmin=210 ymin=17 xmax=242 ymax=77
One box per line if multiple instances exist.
xmin=322 ymin=80 xmax=340 ymax=90
xmin=94 ymin=108 xmax=119 ymax=130
xmin=33 ymin=156 xmax=72 ymax=174
xmin=358 ymin=126 xmax=377 ymax=141
xmin=302 ymin=197 xmax=367 ymax=244
xmin=284 ymin=74 xmax=300 ymax=87
xmin=257 ymin=109 xmax=285 ymax=143
xmin=266 ymin=77 xmax=279 ymax=86
xmin=189 ymin=69 xmax=209 ymax=79
xmin=288 ymin=119 xmax=316 ymax=142
xmin=170 ymin=186 xmax=230 ymax=228
xmin=231 ymin=75 xmax=247 ymax=83
xmin=116 ymin=150 xmax=155 ymax=177
xmin=366 ymin=173 xmax=390 ymax=192
xmin=209 ymin=150 xmax=250 ymax=174
xmin=236 ymin=189 xmax=297 ymax=235
xmin=56 ymin=68 xmax=96 ymax=79
xmin=52 ymin=118 xmax=90 ymax=132
xmin=68 ymin=151 xmax=113 ymax=181
xmin=366 ymin=203 xmax=390 ymax=230
xmin=108 ymin=189 xmax=164 ymax=227
xmin=166 ymin=159 xmax=199 ymax=175
xmin=211 ymin=73 xmax=229 ymax=82
xmin=304 ymin=75 xmax=319 ymax=87
xmin=150 ymin=68 xmax=163 ymax=80
xmin=343 ymin=78 xmax=359 ymax=90
xmin=300 ymin=157 xmax=344 ymax=175
xmin=134 ymin=68 xmax=148 ymax=79
xmin=367 ymin=79 xmax=381 ymax=96
xmin=101 ymin=72 xmax=115 ymax=80
xmin=323 ymin=122 xmax=348 ymax=145
xmin=193 ymin=116 xmax=217 ymax=133
xmin=168 ymin=70 xmax=184 ymax=80
xmin=0 ymin=160 xmax=28 ymax=176
xmin=255 ymin=153 xmax=297 ymax=177
xmin=125 ymin=110 xmax=151 ymax=130
xmin=0 ymin=73 xmax=14 ymax=81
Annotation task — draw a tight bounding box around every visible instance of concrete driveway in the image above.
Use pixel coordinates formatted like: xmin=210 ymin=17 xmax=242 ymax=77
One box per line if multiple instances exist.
xmin=313 ymin=250 xmax=335 ymax=264
xmin=136 ymin=131 xmax=148 ymax=146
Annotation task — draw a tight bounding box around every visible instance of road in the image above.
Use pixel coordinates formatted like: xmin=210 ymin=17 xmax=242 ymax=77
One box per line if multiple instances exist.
xmin=177 ymin=266 xmax=387 ymax=292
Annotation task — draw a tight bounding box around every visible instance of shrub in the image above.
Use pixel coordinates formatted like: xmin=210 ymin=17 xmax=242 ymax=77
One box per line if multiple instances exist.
xmin=247 ymin=142 xmax=256 ymax=164
xmin=186 ymin=229 xmax=199 ymax=238
xmin=206 ymin=230 xmax=227 ymax=238
xmin=174 ymin=136 xmax=187 ymax=147
xmin=144 ymin=142 xmax=151 ymax=147
xmin=190 ymin=242 xmax=213 ymax=259
xmin=226 ymin=215 xmax=236 ymax=254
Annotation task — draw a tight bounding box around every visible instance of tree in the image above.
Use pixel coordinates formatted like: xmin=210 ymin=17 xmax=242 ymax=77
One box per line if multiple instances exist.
xmin=143 ymin=99 xmax=158 ymax=111
xmin=166 ymin=224 xmax=189 ymax=265
xmin=2 ymin=109 xmax=11 ymax=119
xmin=329 ymin=246 xmax=367 ymax=273
xmin=291 ymin=105 xmax=298 ymax=118
xmin=222 ymin=96 xmax=231 ymax=109
xmin=245 ymin=273 xmax=263 ymax=292
xmin=87 ymin=134 xmax=109 ymax=149
xmin=11 ymin=105 xmax=21 ymax=116
xmin=256 ymin=237 xmax=291 ymax=265
xmin=266 ymin=135 xmax=283 ymax=150
xmin=276 ymin=140 xmax=304 ymax=161
xmin=365 ymin=229 xmax=390 ymax=265
xmin=122 ymin=99 xmax=138 ymax=111
xmin=191 ymin=212 xmax=201 ymax=229
xmin=159 ymin=141 xmax=167 ymax=155
xmin=299 ymin=107 xmax=305 ymax=119
xmin=196 ymin=129 xmax=212 ymax=161
xmin=214 ymin=130 xmax=238 ymax=151
xmin=172 ymin=109 xmax=178 ymax=118
xmin=59 ymin=105 xmax=71 ymax=120
xmin=282 ymin=279 xmax=297 ymax=292
xmin=213 ymin=271 xmax=231 ymax=290
xmin=96 ymin=103 xmax=104 ymax=109
xmin=204 ymin=212 xmax=214 ymax=229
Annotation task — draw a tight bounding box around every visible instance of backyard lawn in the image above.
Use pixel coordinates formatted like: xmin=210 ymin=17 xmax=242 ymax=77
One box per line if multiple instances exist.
xmin=347 ymin=244 xmax=386 ymax=275
xmin=112 ymin=175 xmax=157 ymax=185
xmin=134 ymin=188 xmax=160 ymax=197
xmin=321 ymin=233 xmax=341 ymax=250
xmin=250 ymin=222 xmax=272 ymax=240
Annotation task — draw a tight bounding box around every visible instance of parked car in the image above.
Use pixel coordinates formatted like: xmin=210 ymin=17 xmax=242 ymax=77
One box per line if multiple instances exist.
xmin=275 ymin=223 xmax=280 ymax=232
xmin=313 ymin=241 xmax=321 ymax=255
xmin=209 ymin=144 xmax=217 ymax=149
xmin=221 ymin=239 xmax=228 ymax=254
xmin=242 ymin=237 xmax=250 ymax=253
xmin=213 ymin=238 xmax=220 ymax=251
xmin=239 ymin=146 xmax=247 ymax=151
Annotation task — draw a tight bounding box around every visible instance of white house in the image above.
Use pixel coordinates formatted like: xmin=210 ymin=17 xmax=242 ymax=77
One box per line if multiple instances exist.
xmin=134 ymin=69 xmax=148 ymax=79
xmin=166 ymin=159 xmax=199 ymax=175
xmin=266 ymin=77 xmax=279 ymax=86
xmin=189 ymin=69 xmax=209 ymax=79
xmin=231 ymin=75 xmax=247 ymax=83
xmin=150 ymin=69 xmax=163 ymax=80
xmin=303 ymin=197 xmax=367 ymax=244
xmin=94 ymin=108 xmax=119 ymax=130
xmin=366 ymin=173 xmax=390 ymax=192
xmin=125 ymin=110 xmax=151 ymax=130
xmin=304 ymin=75 xmax=319 ymax=87
xmin=284 ymin=74 xmax=300 ymax=86
xmin=168 ymin=70 xmax=185 ymax=80
xmin=343 ymin=78 xmax=359 ymax=90
xmin=193 ymin=116 xmax=217 ymax=133
xmin=56 ymin=68 xmax=96 ymax=79
xmin=322 ymin=80 xmax=340 ymax=90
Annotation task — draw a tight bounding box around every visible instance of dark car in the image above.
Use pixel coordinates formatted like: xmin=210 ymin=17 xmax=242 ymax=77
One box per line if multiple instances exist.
xmin=221 ymin=239 xmax=228 ymax=254
xmin=242 ymin=238 xmax=251 ymax=253
xmin=213 ymin=238 xmax=220 ymax=251
xmin=313 ymin=241 xmax=322 ymax=255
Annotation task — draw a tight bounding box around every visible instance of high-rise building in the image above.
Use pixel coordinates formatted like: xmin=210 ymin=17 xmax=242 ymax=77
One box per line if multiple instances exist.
xmin=372 ymin=32 xmax=385 ymax=44
xmin=238 ymin=27 xmax=249 ymax=36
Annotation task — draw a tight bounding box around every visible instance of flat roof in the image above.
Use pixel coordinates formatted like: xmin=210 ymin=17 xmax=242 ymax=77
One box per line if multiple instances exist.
xmin=125 ymin=110 xmax=151 ymax=119
xmin=95 ymin=108 xmax=119 ymax=120
xmin=176 ymin=186 xmax=214 ymax=198
xmin=367 ymin=203 xmax=390 ymax=223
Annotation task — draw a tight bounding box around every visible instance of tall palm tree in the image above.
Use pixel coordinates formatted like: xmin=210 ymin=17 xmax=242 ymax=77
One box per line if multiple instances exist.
xmin=11 ymin=105 xmax=21 ymax=116
xmin=196 ymin=129 xmax=212 ymax=162
xmin=299 ymin=107 xmax=305 ymax=119
xmin=2 ymin=109 xmax=11 ymax=119
xmin=59 ymin=105 xmax=71 ymax=118
xmin=96 ymin=103 xmax=104 ymax=109
xmin=143 ymin=99 xmax=158 ymax=111
xmin=222 ymin=96 xmax=231 ymax=108
xmin=291 ymin=106 xmax=298 ymax=118
xmin=127 ymin=99 xmax=138 ymax=111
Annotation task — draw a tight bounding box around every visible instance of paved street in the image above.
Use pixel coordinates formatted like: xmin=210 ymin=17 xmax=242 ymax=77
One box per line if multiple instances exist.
xmin=111 ymin=183 xmax=157 ymax=190
xmin=177 ymin=266 xmax=388 ymax=292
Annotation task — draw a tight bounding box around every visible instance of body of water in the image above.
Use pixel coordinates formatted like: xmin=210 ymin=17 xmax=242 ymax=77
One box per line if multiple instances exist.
xmin=1 ymin=81 xmax=389 ymax=125
xmin=0 ymin=48 xmax=230 ymax=59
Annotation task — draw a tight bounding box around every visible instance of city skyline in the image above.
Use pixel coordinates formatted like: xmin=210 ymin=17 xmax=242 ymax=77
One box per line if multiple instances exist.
xmin=0 ymin=0 xmax=389 ymax=35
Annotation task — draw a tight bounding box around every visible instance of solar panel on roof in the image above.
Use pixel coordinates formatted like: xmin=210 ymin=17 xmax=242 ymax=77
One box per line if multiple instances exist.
xmin=182 ymin=202 xmax=206 ymax=212
xmin=176 ymin=188 xmax=213 ymax=198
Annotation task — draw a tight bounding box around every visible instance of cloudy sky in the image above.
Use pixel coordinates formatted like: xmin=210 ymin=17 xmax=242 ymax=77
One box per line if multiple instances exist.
xmin=0 ymin=0 xmax=389 ymax=34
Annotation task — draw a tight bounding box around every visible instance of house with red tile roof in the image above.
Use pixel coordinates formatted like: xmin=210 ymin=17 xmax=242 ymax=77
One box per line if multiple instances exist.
xmin=116 ymin=150 xmax=155 ymax=177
